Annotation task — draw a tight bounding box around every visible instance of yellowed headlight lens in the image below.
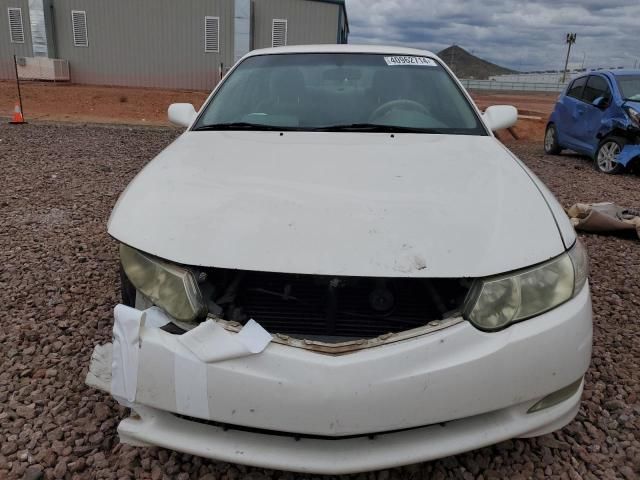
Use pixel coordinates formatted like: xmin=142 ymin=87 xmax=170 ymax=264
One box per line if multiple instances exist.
xmin=120 ymin=244 xmax=205 ymax=322
xmin=466 ymin=251 xmax=576 ymax=331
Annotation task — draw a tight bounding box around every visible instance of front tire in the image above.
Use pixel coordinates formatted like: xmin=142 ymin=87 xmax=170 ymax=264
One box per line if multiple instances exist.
xmin=544 ymin=124 xmax=562 ymax=155
xmin=595 ymin=137 xmax=626 ymax=174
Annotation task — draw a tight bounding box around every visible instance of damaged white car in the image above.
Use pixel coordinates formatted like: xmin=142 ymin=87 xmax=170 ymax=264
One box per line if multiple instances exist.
xmin=87 ymin=45 xmax=592 ymax=475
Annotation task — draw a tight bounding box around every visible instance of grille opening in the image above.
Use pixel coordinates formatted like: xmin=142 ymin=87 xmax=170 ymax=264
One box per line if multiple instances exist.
xmin=200 ymin=269 xmax=470 ymax=342
xmin=173 ymin=412 xmax=446 ymax=440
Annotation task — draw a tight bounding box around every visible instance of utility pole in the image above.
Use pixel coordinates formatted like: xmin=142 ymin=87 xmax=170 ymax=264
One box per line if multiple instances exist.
xmin=561 ymin=33 xmax=577 ymax=83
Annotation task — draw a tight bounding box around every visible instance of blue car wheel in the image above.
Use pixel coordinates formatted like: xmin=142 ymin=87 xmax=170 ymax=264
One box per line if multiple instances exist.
xmin=544 ymin=124 xmax=562 ymax=155
xmin=595 ymin=136 xmax=626 ymax=174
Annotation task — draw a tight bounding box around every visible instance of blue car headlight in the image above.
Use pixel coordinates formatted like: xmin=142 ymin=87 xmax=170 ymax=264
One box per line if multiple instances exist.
xmin=624 ymin=106 xmax=640 ymax=129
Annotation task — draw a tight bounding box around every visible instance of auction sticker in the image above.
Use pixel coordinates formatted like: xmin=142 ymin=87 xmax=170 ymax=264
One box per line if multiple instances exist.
xmin=384 ymin=56 xmax=437 ymax=66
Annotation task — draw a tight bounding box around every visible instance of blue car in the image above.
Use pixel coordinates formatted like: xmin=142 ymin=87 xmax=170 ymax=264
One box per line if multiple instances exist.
xmin=545 ymin=70 xmax=640 ymax=174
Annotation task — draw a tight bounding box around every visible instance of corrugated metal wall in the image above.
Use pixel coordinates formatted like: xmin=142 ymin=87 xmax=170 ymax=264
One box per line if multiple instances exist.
xmin=1 ymin=0 xmax=344 ymax=88
xmin=252 ymin=0 xmax=339 ymax=49
xmin=0 ymin=0 xmax=34 ymax=80
xmin=50 ymin=0 xmax=235 ymax=90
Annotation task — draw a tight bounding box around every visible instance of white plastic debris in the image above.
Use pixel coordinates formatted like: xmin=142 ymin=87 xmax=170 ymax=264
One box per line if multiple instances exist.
xmin=85 ymin=343 xmax=113 ymax=392
xmin=93 ymin=305 xmax=271 ymax=411
xmin=178 ymin=319 xmax=272 ymax=363
xmin=111 ymin=305 xmax=144 ymax=406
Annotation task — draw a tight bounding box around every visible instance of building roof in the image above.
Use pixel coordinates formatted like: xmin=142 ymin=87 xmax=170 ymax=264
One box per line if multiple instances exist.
xmin=247 ymin=44 xmax=436 ymax=57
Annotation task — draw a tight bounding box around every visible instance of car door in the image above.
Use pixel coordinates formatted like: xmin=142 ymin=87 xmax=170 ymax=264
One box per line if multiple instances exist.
xmin=555 ymin=76 xmax=587 ymax=151
xmin=573 ymin=74 xmax=613 ymax=155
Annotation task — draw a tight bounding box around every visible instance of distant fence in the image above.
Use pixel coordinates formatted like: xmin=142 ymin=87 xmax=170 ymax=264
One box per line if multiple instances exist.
xmin=460 ymin=79 xmax=568 ymax=93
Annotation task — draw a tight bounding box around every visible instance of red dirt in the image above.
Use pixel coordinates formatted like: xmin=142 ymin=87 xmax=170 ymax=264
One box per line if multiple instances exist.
xmin=0 ymin=81 xmax=555 ymax=140
xmin=470 ymin=91 xmax=558 ymax=116
xmin=0 ymin=81 xmax=209 ymax=126
xmin=471 ymin=91 xmax=557 ymax=142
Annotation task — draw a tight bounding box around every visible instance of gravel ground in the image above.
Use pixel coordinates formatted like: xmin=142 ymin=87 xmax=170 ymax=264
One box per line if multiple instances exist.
xmin=0 ymin=123 xmax=638 ymax=480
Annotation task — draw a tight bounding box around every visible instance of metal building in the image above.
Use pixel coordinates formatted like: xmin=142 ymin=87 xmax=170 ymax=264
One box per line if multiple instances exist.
xmin=1 ymin=0 xmax=348 ymax=90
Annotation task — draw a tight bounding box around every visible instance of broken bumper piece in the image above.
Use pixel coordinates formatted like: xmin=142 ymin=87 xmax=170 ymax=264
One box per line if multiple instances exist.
xmin=87 ymin=285 xmax=592 ymax=474
xmin=617 ymin=143 xmax=640 ymax=166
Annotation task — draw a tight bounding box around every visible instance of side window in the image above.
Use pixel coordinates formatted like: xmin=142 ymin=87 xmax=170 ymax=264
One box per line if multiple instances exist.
xmin=583 ymin=75 xmax=611 ymax=103
xmin=566 ymin=77 xmax=586 ymax=99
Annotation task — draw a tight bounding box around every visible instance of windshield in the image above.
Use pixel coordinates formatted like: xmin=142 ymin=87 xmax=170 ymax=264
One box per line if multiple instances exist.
xmin=617 ymin=76 xmax=640 ymax=102
xmin=193 ymin=53 xmax=486 ymax=135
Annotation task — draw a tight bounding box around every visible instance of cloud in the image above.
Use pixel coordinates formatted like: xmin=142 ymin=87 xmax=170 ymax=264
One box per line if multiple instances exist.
xmin=346 ymin=0 xmax=640 ymax=71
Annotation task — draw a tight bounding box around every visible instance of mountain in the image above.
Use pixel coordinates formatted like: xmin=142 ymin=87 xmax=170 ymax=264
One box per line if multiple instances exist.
xmin=437 ymin=45 xmax=516 ymax=79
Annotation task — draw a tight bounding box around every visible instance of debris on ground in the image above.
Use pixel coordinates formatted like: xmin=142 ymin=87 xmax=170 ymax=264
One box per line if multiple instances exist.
xmin=568 ymin=202 xmax=640 ymax=238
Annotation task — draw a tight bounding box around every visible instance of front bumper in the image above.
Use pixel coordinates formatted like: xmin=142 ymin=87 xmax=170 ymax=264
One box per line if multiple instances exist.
xmin=118 ymin=383 xmax=582 ymax=475
xmin=87 ymin=284 xmax=592 ymax=474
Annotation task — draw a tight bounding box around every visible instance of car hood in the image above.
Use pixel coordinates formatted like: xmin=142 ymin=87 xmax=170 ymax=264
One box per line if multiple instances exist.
xmin=109 ymin=131 xmax=565 ymax=278
xmin=623 ymin=100 xmax=640 ymax=113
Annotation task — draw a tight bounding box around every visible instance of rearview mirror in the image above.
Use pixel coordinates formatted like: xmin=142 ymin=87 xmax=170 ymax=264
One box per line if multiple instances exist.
xmin=482 ymin=105 xmax=518 ymax=131
xmin=168 ymin=103 xmax=197 ymax=127
xmin=592 ymin=96 xmax=609 ymax=109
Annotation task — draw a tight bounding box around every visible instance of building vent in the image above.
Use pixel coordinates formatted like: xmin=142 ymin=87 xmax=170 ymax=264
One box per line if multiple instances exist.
xmin=272 ymin=19 xmax=287 ymax=47
xmin=8 ymin=7 xmax=25 ymax=44
xmin=71 ymin=10 xmax=88 ymax=47
xmin=204 ymin=16 xmax=220 ymax=53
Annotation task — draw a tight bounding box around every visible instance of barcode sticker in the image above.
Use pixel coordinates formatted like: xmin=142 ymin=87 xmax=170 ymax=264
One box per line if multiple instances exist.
xmin=384 ymin=56 xmax=437 ymax=67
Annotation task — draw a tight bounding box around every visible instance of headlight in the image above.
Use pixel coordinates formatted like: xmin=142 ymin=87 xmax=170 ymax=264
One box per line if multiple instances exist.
xmin=119 ymin=244 xmax=206 ymax=322
xmin=624 ymin=106 xmax=640 ymax=129
xmin=464 ymin=240 xmax=588 ymax=331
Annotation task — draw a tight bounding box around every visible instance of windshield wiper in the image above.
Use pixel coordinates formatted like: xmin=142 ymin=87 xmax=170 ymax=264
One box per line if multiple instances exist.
xmin=192 ymin=122 xmax=303 ymax=131
xmin=192 ymin=122 xmax=443 ymax=134
xmin=311 ymin=123 xmax=441 ymax=133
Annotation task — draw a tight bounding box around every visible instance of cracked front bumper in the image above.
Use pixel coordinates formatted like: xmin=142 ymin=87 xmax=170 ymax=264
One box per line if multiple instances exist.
xmin=117 ymin=385 xmax=582 ymax=475
xmin=87 ymin=284 xmax=592 ymax=473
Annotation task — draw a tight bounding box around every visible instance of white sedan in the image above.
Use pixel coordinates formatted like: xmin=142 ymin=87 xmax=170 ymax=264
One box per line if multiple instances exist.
xmin=88 ymin=44 xmax=592 ymax=475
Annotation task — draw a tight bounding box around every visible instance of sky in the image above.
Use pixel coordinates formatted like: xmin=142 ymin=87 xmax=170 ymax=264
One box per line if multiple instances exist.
xmin=346 ymin=0 xmax=640 ymax=72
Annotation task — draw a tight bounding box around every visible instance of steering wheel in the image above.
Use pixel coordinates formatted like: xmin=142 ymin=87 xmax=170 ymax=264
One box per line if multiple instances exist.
xmin=369 ymin=99 xmax=429 ymax=123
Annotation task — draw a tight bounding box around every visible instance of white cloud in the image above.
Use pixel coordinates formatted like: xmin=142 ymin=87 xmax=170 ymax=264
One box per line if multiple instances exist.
xmin=346 ymin=0 xmax=640 ymax=71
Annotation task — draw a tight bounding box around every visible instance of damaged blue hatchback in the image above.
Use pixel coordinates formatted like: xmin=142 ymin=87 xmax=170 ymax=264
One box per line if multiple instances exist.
xmin=545 ymin=70 xmax=640 ymax=174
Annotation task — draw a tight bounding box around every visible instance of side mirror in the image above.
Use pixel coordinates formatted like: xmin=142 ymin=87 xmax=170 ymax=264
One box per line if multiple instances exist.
xmin=592 ymin=96 xmax=609 ymax=109
xmin=482 ymin=105 xmax=518 ymax=131
xmin=168 ymin=103 xmax=197 ymax=127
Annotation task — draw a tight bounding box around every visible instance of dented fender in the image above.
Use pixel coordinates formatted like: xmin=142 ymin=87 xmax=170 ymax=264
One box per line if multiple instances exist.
xmin=595 ymin=116 xmax=634 ymax=141
xmin=595 ymin=113 xmax=640 ymax=166
xmin=617 ymin=144 xmax=640 ymax=166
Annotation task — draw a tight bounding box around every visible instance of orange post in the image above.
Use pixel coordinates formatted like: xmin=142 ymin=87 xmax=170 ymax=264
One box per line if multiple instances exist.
xmin=9 ymin=102 xmax=25 ymax=124
xmin=9 ymin=54 xmax=26 ymax=124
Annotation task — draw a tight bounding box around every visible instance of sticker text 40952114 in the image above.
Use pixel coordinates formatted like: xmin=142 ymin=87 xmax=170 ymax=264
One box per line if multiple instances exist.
xmin=384 ymin=56 xmax=437 ymax=67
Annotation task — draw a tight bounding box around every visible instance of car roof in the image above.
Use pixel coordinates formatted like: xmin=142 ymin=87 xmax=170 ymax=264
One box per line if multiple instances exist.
xmin=574 ymin=69 xmax=640 ymax=79
xmin=246 ymin=44 xmax=437 ymax=58
xmin=608 ymin=69 xmax=640 ymax=77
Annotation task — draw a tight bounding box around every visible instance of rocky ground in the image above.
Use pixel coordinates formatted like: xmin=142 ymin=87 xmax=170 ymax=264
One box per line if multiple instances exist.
xmin=0 ymin=123 xmax=638 ymax=480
